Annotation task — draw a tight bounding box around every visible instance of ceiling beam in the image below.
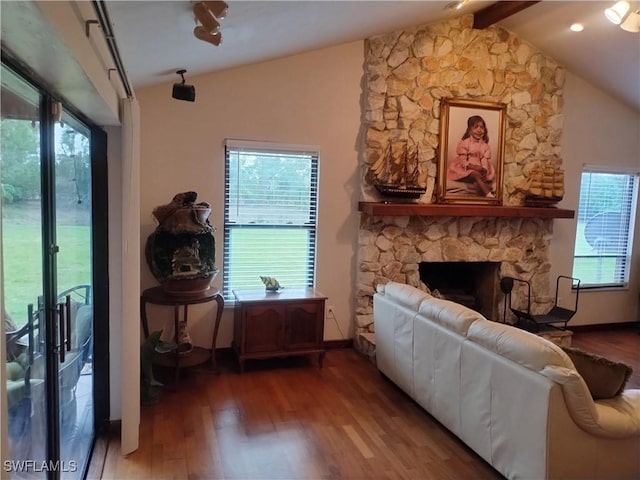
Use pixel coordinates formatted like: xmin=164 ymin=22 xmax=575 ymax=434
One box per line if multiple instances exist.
xmin=473 ymin=1 xmax=541 ymax=29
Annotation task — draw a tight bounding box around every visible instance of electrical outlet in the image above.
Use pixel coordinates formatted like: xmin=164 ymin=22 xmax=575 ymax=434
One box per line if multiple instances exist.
xmin=326 ymin=305 xmax=345 ymax=339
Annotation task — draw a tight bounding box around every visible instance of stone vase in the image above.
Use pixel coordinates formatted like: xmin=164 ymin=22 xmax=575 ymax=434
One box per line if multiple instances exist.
xmin=145 ymin=191 xmax=218 ymax=296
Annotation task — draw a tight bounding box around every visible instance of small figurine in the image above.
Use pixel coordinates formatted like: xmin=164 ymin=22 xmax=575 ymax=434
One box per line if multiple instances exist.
xmin=260 ymin=276 xmax=282 ymax=292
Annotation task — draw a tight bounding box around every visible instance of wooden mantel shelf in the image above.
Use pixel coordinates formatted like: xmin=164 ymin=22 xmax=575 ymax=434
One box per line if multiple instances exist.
xmin=358 ymin=202 xmax=575 ymax=219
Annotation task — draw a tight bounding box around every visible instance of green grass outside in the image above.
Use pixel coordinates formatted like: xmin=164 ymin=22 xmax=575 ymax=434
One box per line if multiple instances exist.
xmin=3 ymin=225 xmax=91 ymax=325
xmin=572 ymin=222 xmax=624 ymax=286
xmin=226 ymin=228 xmax=311 ymax=295
xmin=5 ymin=222 xmax=312 ymax=323
xmin=572 ymin=257 xmax=619 ymax=286
xmin=2 ymin=212 xmax=623 ymax=323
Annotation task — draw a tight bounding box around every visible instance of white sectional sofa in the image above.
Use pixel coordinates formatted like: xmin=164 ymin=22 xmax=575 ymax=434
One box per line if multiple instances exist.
xmin=373 ymin=281 xmax=640 ymax=480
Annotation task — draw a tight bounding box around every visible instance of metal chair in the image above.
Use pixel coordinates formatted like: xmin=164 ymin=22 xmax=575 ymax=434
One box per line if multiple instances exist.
xmin=501 ymin=275 xmax=581 ymax=332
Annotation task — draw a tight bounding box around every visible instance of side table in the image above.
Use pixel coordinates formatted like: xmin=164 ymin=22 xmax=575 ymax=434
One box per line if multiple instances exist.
xmin=140 ymin=286 xmax=224 ymax=387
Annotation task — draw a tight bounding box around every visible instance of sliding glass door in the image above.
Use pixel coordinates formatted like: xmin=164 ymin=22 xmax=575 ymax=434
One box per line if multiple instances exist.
xmin=2 ymin=62 xmax=102 ymax=480
xmin=2 ymin=63 xmax=48 ymax=478
xmin=54 ymin=113 xmax=95 ymax=479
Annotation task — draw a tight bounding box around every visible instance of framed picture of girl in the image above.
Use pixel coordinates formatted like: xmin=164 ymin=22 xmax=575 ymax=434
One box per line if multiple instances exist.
xmin=437 ymin=98 xmax=506 ymax=205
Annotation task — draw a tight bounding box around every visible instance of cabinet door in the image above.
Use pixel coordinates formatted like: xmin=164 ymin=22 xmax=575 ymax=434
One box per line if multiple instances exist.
xmin=285 ymin=301 xmax=323 ymax=350
xmin=243 ymin=304 xmax=285 ymax=353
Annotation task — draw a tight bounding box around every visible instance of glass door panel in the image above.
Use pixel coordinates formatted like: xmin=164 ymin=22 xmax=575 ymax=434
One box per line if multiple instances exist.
xmin=54 ymin=115 xmax=94 ymax=479
xmin=2 ymin=64 xmax=47 ymax=478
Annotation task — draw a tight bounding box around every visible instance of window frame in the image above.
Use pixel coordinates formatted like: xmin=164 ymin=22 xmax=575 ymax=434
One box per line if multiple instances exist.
xmin=222 ymin=139 xmax=320 ymax=301
xmin=571 ymin=165 xmax=639 ymax=290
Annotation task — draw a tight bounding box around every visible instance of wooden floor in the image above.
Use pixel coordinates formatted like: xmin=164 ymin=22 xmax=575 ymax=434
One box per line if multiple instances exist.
xmin=95 ymin=328 xmax=639 ymax=480
xmin=571 ymin=327 xmax=640 ymax=389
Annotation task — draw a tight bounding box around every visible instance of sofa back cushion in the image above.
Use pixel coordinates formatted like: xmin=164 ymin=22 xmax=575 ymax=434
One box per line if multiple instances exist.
xmin=467 ymin=319 xmax=574 ymax=372
xmin=417 ymin=297 xmax=484 ymax=336
xmin=378 ymin=282 xmax=429 ymax=312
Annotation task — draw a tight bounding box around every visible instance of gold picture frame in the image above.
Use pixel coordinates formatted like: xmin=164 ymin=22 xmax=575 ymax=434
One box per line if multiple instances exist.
xmin=437 ymin=98 xmax=506 ymax=205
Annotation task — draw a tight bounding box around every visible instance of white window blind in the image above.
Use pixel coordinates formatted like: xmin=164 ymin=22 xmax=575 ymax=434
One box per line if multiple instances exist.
xmin=572 ymin=168 xmax=638 ymax=288
xmin=223 ymin=140 xmax=319 ymax=300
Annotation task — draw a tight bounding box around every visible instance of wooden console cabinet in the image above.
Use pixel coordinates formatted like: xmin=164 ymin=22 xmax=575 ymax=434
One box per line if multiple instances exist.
xmin=232 ymin=288 xmax=327 ymax=372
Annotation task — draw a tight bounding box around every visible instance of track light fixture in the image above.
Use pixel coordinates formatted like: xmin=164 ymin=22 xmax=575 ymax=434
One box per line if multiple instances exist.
xmin=204 ymin=1 xmax=228 ymax=19
xmin=172 ymin=69 xmax=195 ymax=102
xmin=621 ymin=12 xmax=640 ymax=31
xmin=605 ymin=1 xmax=640 ymax=32
xmin=194 ymin=26 xmax=222 ymax=46
xmin=193 ymin=1 xmax=228 ymax=46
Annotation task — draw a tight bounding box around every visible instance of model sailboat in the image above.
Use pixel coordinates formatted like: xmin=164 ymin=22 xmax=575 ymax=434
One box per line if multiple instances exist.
xmin=523 ymin=163 xmax=565 ymax=206
xmin=370 ymin=141 xmax=427 ymax=199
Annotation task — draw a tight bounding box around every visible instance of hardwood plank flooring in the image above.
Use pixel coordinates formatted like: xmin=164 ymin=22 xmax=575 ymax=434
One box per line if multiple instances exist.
xmin=571 ymin=327 xmax=640 ymax=388
xmin=98 ymin=328 xmax=639 ymax=480
xmin=99 ymin=350 xmax=502 ymax=480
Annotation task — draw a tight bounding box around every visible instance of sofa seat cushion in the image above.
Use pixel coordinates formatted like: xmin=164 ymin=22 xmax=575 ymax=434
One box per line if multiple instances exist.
xmin=6 ymin=379 xmax=28 ymax=409
xmin=562 ymin=347 xmax=633 ymax=400
xmin=377 ymin=282 xmax=430 ymax=312
xmin=6 ymin=360 xmax=45 ymax=409
xmin=417 ymin=297 xmax=485 ymax=336
xmin=6 ymin=361 xmax=24 ymax=381
xmin=467 ymin=319 xmax=574 ymax=372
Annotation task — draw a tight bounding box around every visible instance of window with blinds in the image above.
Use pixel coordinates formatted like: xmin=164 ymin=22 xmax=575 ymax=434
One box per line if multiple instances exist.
xmin=223 ymin=140 xmax=319 ymax=300
xmin=572 ymin=167 xmax=638 ymax=288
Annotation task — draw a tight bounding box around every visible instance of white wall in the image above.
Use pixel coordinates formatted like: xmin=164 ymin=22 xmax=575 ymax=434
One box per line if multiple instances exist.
xmin=550 ymin=71 xmax=640 ymax=326
xmin=136 ymin=41 xmax=364 ymax=345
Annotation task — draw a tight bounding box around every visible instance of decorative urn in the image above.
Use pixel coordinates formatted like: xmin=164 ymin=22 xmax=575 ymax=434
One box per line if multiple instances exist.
xmin=145 ymin=191 xmax=218 ymax=296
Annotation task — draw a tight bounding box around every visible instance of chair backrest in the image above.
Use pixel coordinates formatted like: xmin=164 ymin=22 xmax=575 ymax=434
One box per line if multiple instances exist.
xmin=70 ymin=303 xmax=93 ymax=359
xmin=5 ymin=285 xmax=93 ymax=378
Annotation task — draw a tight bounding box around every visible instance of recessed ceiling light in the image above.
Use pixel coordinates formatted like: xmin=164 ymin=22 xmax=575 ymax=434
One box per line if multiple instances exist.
xmin=570 ymin=23 xmax=584 ymax=32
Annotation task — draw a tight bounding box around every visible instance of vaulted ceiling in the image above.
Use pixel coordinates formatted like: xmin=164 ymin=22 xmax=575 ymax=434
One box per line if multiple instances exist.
xmin=105 ymin=1 xmax=640 ymax=111
xmin=1 ymin=1 xmax=638 ymax=119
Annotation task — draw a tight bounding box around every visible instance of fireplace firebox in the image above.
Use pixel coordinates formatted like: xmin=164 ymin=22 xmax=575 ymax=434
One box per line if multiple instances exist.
xmin=419 ymin=261 xmax=501 ymax=321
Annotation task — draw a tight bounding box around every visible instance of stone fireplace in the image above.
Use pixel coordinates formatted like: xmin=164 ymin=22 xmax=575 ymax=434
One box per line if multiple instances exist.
xmin=354 ymin=14 xmax=567 ymax=352
xmin=355 ymin=214 xmax=556 ymax=349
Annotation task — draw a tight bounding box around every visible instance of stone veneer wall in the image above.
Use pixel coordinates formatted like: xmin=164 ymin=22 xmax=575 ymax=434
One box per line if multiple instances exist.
xmin=355 ymin=14 xmax=565 ymax=343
